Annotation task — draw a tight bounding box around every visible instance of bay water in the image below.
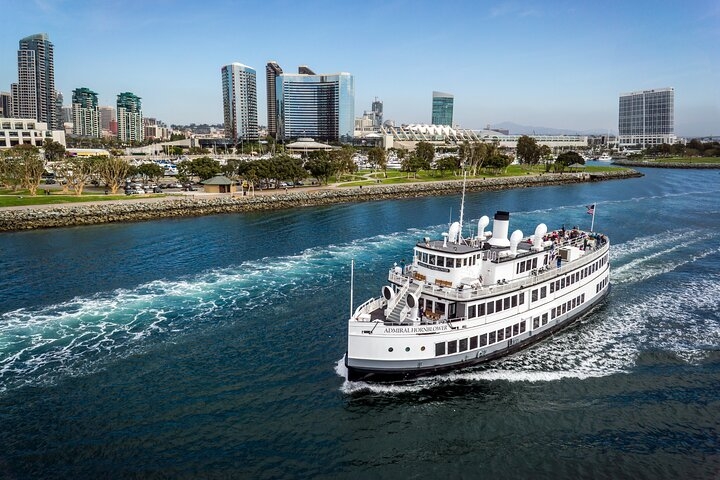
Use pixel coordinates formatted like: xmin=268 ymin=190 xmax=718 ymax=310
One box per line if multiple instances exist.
xmin=1 ymin=166 xmax=719 ymax=478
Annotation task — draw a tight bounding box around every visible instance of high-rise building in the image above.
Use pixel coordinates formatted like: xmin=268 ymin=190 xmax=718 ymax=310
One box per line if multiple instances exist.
xmin=618 ymin=87 xmax=675 ymax=147
xmin=0 ymin=92 xmax=12 ymax=118
xmin=221 ymin=62 xmax=258 ymax=142
xmin=13 ymin=33 xmax=59 ymax=129
xmin=116 ymin=92 xmax=143 ymax=142
xmin=99 ymin=106 xmax=115 ymax=132
xmin=372 ymin=97 xmax=383 ymax=129
xmin=72 ymin=87 xmax=100 ymax=137
xmin=298 ymin=65 xmax=316 ymax=75
xmin=265 ymin=61 xmax=283 ymax=138
xmin=276 ymin=71 xmax=355 ymax=142
xmin=431 ymin=91 xmax=453 ymax=126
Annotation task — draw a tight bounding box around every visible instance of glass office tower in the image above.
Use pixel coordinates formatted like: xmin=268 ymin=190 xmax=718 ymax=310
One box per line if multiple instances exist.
xmin=431 ymin=91 xmax=453 ymax=126
xmin=276 ymin=72 xmax=354 ymax=142
xmin=618 ymin=88 xmax=675 ymax=147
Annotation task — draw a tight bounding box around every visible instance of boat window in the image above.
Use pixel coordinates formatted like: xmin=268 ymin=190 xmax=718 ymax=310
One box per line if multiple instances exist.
xmin=447 ymin=340 xmax=458 ymax=354
xmin=503 ymin=297 xmax=510 ymax=310
xmin=487 ymin=302 xmax=494 ymax=314
xmin=581 ymin=294 xmax=585 ymax=303
xmin=496 ymin=299 xmax=502 ymax=312
xmin=479 ymin=303 xmax=485 ymax=316
xmin=489 ymin=331 xmax=496 ymax=344
xmin=513 ymin=323 xmax=519 ymax=336
xmin=540 ymin=286 xmax=547 ymax=299
xmin=505 ymin=326 xmax=512 ymax=338
xmin=532 ymin=258 xmax=538 ymax=269
xmin=532 ymin=289 xmax=538 ymax=302
xmin=551 ymin=308 xmax=556 ymax=319
xmin=520 ymin=321 xmax=526 ymax=333
xmin=519 ymin=293 xmax=525 ymax=305
xmin=455 ymin=258 xmax=462 ymax=268
xmin=422 ymin=253 xmax=428 ymax=263
xmin=459 ymin=338 xmax=468 ymax=352
xmin=479 ymin=334 xmax=487 ymax=346
xmin=518 ymin=262 xmax=525 ymax=274
xmin=436 ymin=303 xmax=446 ymax=315
xmin=533 ymin=317 xmax=540 ymax=329
xmin=497 ymin=329 xmax=505 ymax=341
xmin=468 ymin=305 xmax=476 ymax=318
xmin=429 ymin=254 xmax=436 ymax=265
xmin=470 ymin=336 xmax=478 ymax=349
xmin=511 ymin=295 xmax=518 ymax=307
xmin=525 ymin=260 xmax=532 ymax=271
xmin=542 ymin=313 xmax=548 ymax=325
xmin=550 ymin=283 xmax=555 ymax=293
xmin=464 ymin=258 xmax=468 ymax=266
xmin=435 ymin=342 xmax=446 ymax=356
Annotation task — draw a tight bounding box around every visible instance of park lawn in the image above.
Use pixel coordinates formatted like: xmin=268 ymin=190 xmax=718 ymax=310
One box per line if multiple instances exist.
xmin=644 ymin=157 xmax=720 ymax=164
xmin=339 ymin=164 xmax=623 ymax=187
xmin=0 ymin=190 xmax=162 ymax=207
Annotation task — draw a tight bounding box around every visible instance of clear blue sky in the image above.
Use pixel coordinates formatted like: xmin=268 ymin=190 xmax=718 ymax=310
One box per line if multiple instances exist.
xmin=1 ymin=0 xmax=718 ymax=136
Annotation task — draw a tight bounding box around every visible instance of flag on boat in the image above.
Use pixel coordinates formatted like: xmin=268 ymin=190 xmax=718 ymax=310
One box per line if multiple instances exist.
xmin=586 ymin=204 xmax=595 ymax=215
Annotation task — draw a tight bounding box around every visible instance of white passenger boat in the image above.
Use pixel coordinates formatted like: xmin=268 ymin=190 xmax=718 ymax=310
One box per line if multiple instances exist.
xmin=597 ymin=152 xmax=613 ymax=162
xmin=345 ymin=207 xmax=610 ymax=382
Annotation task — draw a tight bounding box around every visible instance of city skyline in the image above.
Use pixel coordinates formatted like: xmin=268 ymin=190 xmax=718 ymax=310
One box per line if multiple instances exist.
xmin=0 ymin=0 xmax=718 ymax=136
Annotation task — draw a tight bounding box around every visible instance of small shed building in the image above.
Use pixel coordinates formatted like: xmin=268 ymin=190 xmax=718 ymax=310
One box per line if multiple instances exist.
xmin=201 ymin=175 xmax=236 ymax=194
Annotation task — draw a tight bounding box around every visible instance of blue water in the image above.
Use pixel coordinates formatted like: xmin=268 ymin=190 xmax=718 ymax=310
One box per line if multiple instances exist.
xmin=1 ymin=167 xmax=719 ymax=478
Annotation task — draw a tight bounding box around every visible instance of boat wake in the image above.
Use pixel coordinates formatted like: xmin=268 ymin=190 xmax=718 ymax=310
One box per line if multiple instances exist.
xmin=340 ymin=228 xmax=720 ymax=395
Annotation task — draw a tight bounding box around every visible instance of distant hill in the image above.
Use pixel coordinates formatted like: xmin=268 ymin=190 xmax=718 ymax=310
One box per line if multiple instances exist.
xmin=488 ymin=122 xmax=614 ymax=136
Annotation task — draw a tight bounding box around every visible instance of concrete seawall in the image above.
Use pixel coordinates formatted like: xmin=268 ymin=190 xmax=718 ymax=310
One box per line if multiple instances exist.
xmin=0 ymin=170 xmax=641 ymax=232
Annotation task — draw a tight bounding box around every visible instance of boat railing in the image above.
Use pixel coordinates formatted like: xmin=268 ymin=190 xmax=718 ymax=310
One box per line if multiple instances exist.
xmin=352 ymin=297 xmax=384 ymax=320
xmin=387 ymin=240 xmax=609 ymax=301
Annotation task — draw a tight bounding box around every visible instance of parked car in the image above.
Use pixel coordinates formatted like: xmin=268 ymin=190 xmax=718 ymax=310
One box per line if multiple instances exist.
xmin=125 ymin=188 xmax=145 ymax=195
xmin=152 ymin=186 xmax=162 ymax=193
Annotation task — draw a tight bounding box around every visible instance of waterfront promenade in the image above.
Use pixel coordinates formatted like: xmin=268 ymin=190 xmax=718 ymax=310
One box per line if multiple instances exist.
xmin=0 ymin=169 xmax=640 ymax=232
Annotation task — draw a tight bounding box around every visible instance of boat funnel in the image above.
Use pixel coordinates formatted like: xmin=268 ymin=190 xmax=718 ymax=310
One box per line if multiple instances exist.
xmin=509 ymin=230 xmax=523 ymax=255
xmin=487 ymin=211 xmax=510 ymax=247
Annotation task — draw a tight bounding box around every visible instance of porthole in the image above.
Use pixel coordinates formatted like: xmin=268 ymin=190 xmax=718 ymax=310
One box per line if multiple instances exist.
xmin=388 ymin=347 xmax=393 ymax=352
xmin=405 ymin=347 xmax=410 ymax=352
xmin=420 ymin=346 xmax=426 ymax=351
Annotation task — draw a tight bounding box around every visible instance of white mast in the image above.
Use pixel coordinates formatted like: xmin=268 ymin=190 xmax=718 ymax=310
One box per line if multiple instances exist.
xmin=590 ymin=204 xmax=596 ymax=232
xmin=458 ymin=171 xmax=467 ymax=234
xmin=350 ymin=259 xmax=354 ymax=318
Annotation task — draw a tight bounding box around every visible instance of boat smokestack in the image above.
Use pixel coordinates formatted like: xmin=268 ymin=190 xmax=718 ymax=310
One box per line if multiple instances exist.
xmin=488 ymin=211 xmax=511 ymax=247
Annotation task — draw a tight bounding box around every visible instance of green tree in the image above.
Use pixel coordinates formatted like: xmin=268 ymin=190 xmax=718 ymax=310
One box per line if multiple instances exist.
xmin=435 ymin=156 xmax=460 ymax=177
xmin=516 ymin=135 xmax=540 ymax=165
xmin=414 ymin=141 xmax=435 ymax=166
xmin=182 ymin=156 xmax=221 ymax=181
xmin=330 ymin=145 xmax=356 ymax=178
xmin=43 ymin=139 xmax=66 ymax=162
xmin=59 ymin=156 xmax=97 ymax=195
xmin=97 ymin=156 xmax=130 ymax=194
xmin=554 ymin=151 xmax=584 ymax=172
xmin=0 ymin=145 xmax=45 ymax=195
xmin=305 ymin=151 xmax=335 ymax=184
xmin=367 ymin=147 xmax=387 ymax=176
xmin=137 ymin=162 xmax=164 ymax=182
xmin=402 ymin=152 xmax=430 ymax=178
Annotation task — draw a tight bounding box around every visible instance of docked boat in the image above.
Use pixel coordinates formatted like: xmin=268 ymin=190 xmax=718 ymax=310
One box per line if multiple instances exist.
xmin=597 ymin=152 xmax=613 ymax=162
xmin=345 ymin=208 xmax=610 ymax=382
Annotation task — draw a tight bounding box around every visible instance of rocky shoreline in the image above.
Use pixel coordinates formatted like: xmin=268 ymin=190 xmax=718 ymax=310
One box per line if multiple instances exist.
xmin=612 ymin=159 xmax=720 ymax=169
xmin=0 ymin=170 xmax=641 ymax=232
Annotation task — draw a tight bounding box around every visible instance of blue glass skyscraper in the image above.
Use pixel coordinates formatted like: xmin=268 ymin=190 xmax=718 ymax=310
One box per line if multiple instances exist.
xmin=276 ymin=72 xmax=354 ymax=142
xmin=431 ymin=91 xmax=453 ymax=126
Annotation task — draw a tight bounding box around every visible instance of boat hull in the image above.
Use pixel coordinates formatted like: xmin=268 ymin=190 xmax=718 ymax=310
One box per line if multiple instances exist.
xmin=345 ymin=286 xmax=610 ymax=383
